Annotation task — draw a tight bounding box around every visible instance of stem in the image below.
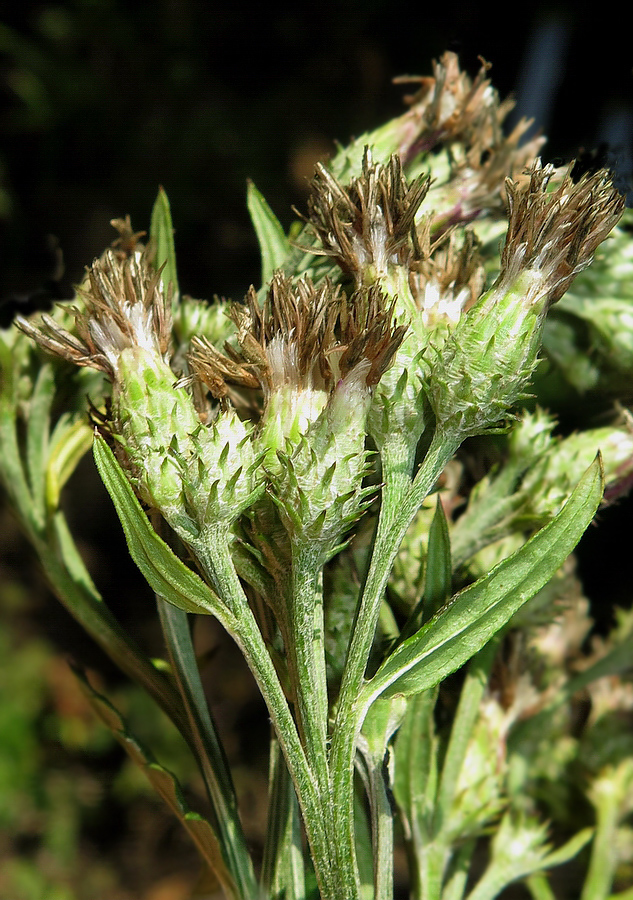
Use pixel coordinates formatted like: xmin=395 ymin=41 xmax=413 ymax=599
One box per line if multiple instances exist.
xmin=369 ymin=762 xmax=395 ymax=900
xmin=157 ymin=598 xmax=258 ymax=899
xmin=581 ymin=775 xmax=622 ymax=900
xmin=198 ymin=531 xmax=344 ymax=900
xmin=525 ymin=873 xmax=557 ymax=900
xmin=261 ymin=735 xmax=305 ymax=900
xmin=330 ymin=428 xmax=460 ymax=895
xmin=440 ymin=840 xmax=476 ymax=900
xmin=288 ymin=547 xmax=330 ymax=793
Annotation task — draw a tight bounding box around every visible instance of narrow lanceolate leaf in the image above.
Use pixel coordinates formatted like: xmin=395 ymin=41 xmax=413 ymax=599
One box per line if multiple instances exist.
xmin=247 ymin=180 xmax=290 ymax=287
xmin=423 ymin=497 xmax=452 ymax=619
xmin=74 ymin=668 xmax=239 ymax=900
xmin=150 ymin=186 xmax=179 ymax=299
xmin=93 ymin=435 xmax=225 ymax=618
xmin=362 ymin=456 xmax=603 ymax=704
xmin=25 ymin=363 xmax=56 ymax=526
xmin=156 ymin=599 xmax=258 ymax=899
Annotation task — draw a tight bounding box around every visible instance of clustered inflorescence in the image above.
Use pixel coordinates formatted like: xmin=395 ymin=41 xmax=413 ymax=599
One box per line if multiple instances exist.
xmin=5 ymin=51 xmax=633 ymax=900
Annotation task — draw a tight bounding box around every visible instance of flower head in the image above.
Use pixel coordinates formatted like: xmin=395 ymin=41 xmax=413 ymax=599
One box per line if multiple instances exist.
xmin=17 ymin=249 xmax=171 ymax=379
xmin=191 ymin=272 xmax=405 ymax=555
xmin=428 ymin=160 xmax=625 ymax=439
xmin=306 ymin=149 xmax=429 ymax=287
xmin=190 ymin=272 xmax=405 ymax=451
xmin=18 ymin=250 xmax=260 ymax=540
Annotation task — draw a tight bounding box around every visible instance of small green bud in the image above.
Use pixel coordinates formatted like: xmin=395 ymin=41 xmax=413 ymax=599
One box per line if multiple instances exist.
xmin=521 ymin=424 xmax=633 ymax=523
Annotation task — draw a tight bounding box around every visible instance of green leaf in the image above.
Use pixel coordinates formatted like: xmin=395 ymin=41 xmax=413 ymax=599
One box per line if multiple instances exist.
xmin=150 ymin=186 xmax=179 ymax=299
xmin=363 ymin=456 xmax=603 ymax=703
xmin=93 ymin=435 xmax=226 ymax=618
xmin=25 ymin=363 xmax=55 ymax=525
xmin=423 ymin=496 xmax=452 ymax=615
xmin=156 ymin=599 xmax=257 ymax=898
xmin=74 ymin=667 xmax=239 ymax=900
xmin=392 ymin=689 xmax=439 ymax=841
xmin=247 ymin=180 xmax=290 ymax=287
xmin=46 ymin=415 xmax=93 ymax=512
xmin=260 ymin=737 xmax=306 ymax=900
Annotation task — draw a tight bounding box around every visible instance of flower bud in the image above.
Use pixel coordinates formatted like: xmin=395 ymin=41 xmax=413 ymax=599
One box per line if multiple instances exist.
xmin=18 ymin=251 xmax=261 ymax=540
xmin=429 ymin=161 xmax=624 ymax=439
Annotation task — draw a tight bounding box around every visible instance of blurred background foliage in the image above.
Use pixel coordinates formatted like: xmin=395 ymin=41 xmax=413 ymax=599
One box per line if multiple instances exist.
xmin=0 ymin=2 xmax=632 ymax=897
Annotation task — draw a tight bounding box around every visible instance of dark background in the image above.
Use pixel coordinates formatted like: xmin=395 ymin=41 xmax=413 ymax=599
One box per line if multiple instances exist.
xmin=1 ymin=0 xmax=632 ymax=307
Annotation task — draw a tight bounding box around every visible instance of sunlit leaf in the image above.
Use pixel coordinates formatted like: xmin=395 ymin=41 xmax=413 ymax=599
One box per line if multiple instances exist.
xmin=247 ymin=180 xmax=290 ymax=287
xmin=93 ymin=435 xmax=225 ymax=618
xmin=363 ymin=457 xmax=603 ymax=703
xmin=150 ymin=186 xmax=179 ymax=299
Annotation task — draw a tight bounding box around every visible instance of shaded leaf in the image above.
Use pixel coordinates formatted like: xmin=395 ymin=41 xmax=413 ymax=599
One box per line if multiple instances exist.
xmin=423 ymin=496 xmax=452 ymax=619
xmin=74 ymin=667 xmax=237 ymax=900
xmin=26 ymin=363 xmax=55 ymax=525
xmin=156 ymin=598 xmax=257 ymax=898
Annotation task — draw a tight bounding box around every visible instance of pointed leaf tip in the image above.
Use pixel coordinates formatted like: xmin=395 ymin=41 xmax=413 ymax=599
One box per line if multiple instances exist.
xmin=246 ymin=181 xmax=290 ymax=288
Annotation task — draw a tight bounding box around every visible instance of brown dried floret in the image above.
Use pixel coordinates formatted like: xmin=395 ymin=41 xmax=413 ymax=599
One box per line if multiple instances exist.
xmin=17 ymin=249 xmax=171 ymax=379
xmin=189 ymin=273 xmax=407 ymax=402
xmin=306 ymin=150 xmax=429 ymax=281
xmin=500 ymin=159 xmax=626 ymax=305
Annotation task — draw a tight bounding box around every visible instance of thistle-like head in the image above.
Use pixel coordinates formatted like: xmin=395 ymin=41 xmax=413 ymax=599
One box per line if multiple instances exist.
xmin=306 ymin=149 xmax=429 ymax=288
xmin=429 ymin=160 xmax=625 ymax=439
xmin=17 ymin=249 xmax=171 ymax=382
xmin=190 ymin=272 xmax=406 ymax=452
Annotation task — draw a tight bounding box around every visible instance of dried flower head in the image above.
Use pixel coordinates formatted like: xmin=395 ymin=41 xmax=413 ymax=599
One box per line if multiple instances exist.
xmin=399 ymin=53 xmax=544 ymax=195
xmin=412 ymin=228 xmax=486 ymax=329
xmin=500 ymin=160 xmax=626 ymax=305
xmin=191 ymin=272 xmax=405 ymax=408
xmin=306 ymin=149 xmax=429 ymax=284
xmin=429 ymin=160 xmax=625 ymax=438
xmin=17 ymin=249 xmax=171 ymax=380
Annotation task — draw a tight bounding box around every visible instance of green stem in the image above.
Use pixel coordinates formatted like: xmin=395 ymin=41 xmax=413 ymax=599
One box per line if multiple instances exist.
xmin=261 ymin=735 xmax=305 ymax=900
xmin=440 ymin=840 xmax=476 ymax=900
xmin=198 ymin=532 xmax=341 ymax=900
xmin=288 ymin=547 xmax=330 ymax=793
xmin=330 ymin=428 xmax=460 ymax=895
xmin=581 ymin=777 xmax=622 ymax=900
xmin=157 ymin=598 xmax=258 ymax=899
xmin=525 ymin=873 xmax=557 ymax=900
xmin=368 ymin=761 xmax=395 ymax=900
